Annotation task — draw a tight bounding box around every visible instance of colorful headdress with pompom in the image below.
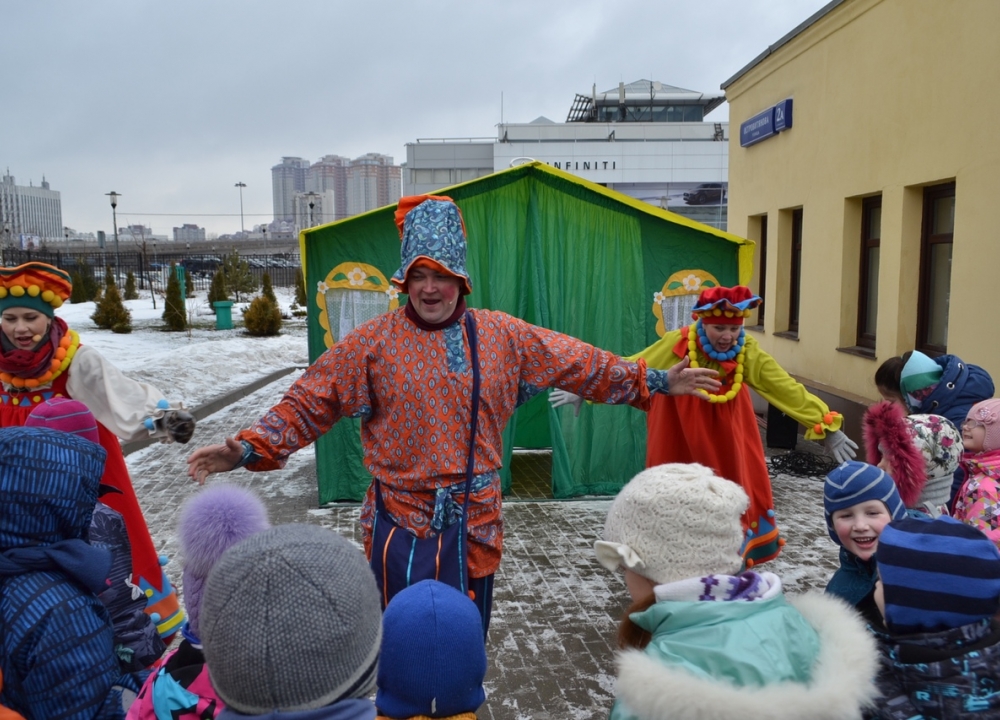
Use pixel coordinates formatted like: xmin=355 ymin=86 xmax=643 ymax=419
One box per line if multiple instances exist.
xmin=0 ymin=262 xmax=72 ymax=317
xmin=691 ymin=285 xmax=761 ymax=325
xmin=390 ymin=195 xmax=472 ymax=296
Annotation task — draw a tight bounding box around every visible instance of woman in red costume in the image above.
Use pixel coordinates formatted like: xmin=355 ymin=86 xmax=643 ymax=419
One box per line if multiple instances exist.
xmin=554 ymin=286 xmax=858 ymax=567
xmin=0 ymin=262 xmax=194 ymax=638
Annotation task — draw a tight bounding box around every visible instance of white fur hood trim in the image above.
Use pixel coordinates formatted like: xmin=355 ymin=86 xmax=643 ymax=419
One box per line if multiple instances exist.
xmin=614 ymin=593 xmax=880 ymax=720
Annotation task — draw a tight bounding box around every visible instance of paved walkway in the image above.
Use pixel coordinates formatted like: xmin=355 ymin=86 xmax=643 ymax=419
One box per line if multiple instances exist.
xmin=127 ymin=373 xmax=842 ymax=720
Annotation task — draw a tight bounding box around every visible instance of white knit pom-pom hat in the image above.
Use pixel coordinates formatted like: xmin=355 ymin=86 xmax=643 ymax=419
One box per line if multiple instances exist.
xmin=595 ymin=463 xmax=748 ymax=586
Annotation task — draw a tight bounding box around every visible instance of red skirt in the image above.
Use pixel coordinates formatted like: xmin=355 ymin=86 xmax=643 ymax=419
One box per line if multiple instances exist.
xmin=646 ymin=388 xmax=781 ymax=566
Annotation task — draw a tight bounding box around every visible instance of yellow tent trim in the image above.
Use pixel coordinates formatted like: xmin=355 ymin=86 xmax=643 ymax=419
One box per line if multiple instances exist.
xmin=301 ymin=160 xmax=755 ymax=286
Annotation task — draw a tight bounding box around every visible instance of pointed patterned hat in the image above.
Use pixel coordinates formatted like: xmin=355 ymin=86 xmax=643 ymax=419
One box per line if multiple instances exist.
xmin=391 ymin=195 xmax=472 ymax=295
xmin=0 ymin=262 xmax=72 ymax=317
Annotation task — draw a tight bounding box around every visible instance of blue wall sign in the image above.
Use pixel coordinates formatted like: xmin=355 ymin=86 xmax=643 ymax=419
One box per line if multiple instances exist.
xmin=740 ymin=99 xmax=793 ymax=147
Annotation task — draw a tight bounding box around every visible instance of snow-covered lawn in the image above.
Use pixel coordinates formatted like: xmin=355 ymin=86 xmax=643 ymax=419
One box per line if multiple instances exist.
xmin=59 ymin=286 xmax=309 ymax=409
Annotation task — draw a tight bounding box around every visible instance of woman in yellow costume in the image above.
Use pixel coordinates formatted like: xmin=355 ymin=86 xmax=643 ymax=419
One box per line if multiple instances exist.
xmin=553 ymin=285 xmax=858 ymax=566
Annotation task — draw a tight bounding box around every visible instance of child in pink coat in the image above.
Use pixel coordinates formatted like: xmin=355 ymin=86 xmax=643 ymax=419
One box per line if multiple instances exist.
xmin=954 ymin=398 xmax=1000 ymax=547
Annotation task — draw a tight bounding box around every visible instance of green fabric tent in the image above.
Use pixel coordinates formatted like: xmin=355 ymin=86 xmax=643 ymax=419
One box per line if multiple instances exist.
xmin=300 ymin=161 xmax=753 ymax=504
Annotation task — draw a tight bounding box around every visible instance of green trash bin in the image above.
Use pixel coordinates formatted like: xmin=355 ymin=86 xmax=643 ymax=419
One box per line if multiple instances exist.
xmin=213 ymin=300 xmax=234 ymax=330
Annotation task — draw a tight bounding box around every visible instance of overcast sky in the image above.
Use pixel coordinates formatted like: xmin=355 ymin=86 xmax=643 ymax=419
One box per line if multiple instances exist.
xmin=4 ymin=0 xmax=830 ymax=238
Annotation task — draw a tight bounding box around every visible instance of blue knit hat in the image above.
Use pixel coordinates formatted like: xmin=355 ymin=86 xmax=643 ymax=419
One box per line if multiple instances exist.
xmin=876 ymin=516 xmax=1000 ymax=633
xmin=899 ymin=351 xmax=943 ymax=397
xmin=824 ymin=462 xmax=906 ymax=544
xmin=376 ymin=580 xmax=486 ymax=718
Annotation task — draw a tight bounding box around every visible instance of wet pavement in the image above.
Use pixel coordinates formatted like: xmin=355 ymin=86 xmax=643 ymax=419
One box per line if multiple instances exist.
xmin=127 ymin=372 xmax=842 ymax=720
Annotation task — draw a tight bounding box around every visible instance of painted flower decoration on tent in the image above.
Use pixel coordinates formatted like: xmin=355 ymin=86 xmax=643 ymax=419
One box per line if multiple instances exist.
xmin=682 ymin=273 xmax=703 ymax=292
xmin=653 ymin=291 xmax=666 ymax=304
xmin=385 ymin=287 xmax=400 ymax=301
xmin=347 ymin=267 xmax=367 ymax=286
xmin=317 ymin=281 xmax=329 ymax=293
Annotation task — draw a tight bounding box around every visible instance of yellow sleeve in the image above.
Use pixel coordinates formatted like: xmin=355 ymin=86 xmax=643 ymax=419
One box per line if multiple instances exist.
xmin=743 ymin=336 xmax=843 ymax=440
xmin=625 ymin=329 xmax=684 ymax=371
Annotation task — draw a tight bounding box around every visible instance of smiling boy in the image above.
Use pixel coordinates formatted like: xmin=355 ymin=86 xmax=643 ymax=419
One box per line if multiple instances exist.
xmin=823 ymin=462 xmax=906 ymax=623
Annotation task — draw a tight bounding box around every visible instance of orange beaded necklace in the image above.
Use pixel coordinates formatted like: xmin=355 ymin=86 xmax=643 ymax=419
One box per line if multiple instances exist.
xmin=686 ymin=322 xmax=745 ymax=404
xmin=0 ymin=329 xmax=80 ymax=389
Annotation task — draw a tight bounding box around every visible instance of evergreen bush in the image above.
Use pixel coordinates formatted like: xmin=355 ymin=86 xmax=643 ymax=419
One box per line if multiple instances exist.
xmin=208 ymin=269 xmax=229 ymax=311
xmin=124 ymin=271 xmax=139 ymax=300
xmin=294 ymin=267 xmax=307 ymax=306
xmin=261 ymin=271 xmax=277 ymax=305
xmin=243 ymin=296 xmax=282 ymax=336
xmin=162 ymin=263 xmax=187 ymax=331
xmin=70 ymin=270 xmax=87 ymax=304
xmin=91 ymin=274 xmax=132 ymax=332
xmin=221 ymin=250 xmax=256 ymax=302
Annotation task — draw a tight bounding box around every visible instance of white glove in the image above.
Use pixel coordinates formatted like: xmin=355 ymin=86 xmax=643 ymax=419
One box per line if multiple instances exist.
xmin=825 ymin=429 xmax=858 ymax=464
xmin=549 ymin=389 xmax=584 ymax=417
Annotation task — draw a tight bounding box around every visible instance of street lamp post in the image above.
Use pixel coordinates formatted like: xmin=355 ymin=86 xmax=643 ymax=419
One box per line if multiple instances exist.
xmin=304 ymin=191 xmax=319 ymax=229
xmin=235 ymin=182 xmax=246 ymax=239
xmin=2 ymin=222 xmax=10 ymax=265
xmin=105 ymin=191 xmax=121 ymax=284
xmin=261 ymin=225 xmax=268 ymax=270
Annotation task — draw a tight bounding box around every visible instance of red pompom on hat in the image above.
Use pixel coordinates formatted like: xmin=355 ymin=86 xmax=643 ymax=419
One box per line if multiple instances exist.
xmin=691 ymin=285 xmax=762 ymax=325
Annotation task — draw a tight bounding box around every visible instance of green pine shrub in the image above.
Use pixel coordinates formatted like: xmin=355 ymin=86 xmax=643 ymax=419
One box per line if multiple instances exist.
xmin=261 ymin=271 xmax=277 ymax=305
xmin=162 ymin=264 xmax=187 ymax=331
xmin=91 ymin=280 xmax=132 ymax=332
xmin=124 ymin=271 xmax=139 ymax=300
xmin=208 ymin=269 xmax=229 ymax=311
xmin=243 ymin=296 xmax=282 ymax=336
xmin=294 ymin=267 xmax=307 ymax=306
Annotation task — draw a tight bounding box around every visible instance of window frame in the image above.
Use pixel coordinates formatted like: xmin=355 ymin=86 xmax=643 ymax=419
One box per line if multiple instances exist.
xmin=916 ymin=182 xmax=956 ymax=356
xmin=856 ymin=196 xmax=882 ymax=349
xmin=788 ymin=208 xmax=803 ymax=334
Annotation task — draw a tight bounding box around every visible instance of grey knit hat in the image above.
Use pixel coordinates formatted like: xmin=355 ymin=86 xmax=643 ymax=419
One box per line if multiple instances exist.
xmin=200 ymin=523 xmax=382 ymax=713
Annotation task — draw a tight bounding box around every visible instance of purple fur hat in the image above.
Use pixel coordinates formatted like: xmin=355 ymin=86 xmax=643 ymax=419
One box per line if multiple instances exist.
xmin=178 ymin=484 xmax=270 ymax=640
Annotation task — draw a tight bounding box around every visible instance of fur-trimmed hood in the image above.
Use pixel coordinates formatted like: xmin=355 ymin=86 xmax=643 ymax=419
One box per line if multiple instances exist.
xmin=864 ymin=402 xmax=961 ymax=509
xmin=613 ymin=593 xmax=880 ymax=720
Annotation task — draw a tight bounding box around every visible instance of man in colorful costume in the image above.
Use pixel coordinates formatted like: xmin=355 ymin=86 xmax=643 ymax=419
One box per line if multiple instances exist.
xmin=553 ymin=286 xmax=858 ymax=566
xmin=187 ymin=195 xmax=720 ymax=626
xmin=0 ymin=262 xmax=194 ymax=639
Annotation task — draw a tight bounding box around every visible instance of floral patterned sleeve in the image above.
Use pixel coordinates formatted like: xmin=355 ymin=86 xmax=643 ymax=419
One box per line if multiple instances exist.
xmin=499 ymin=314 xmax=652 ymax=411
xmin=955 ymin=475 xmax=1000 ymax=547
xmin=235 ymin=330 xmax=376 ymax=471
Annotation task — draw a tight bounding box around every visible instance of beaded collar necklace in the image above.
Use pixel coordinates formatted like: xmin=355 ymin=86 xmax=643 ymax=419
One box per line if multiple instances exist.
xmin=687 ymin=320 xmax=746 ymax=403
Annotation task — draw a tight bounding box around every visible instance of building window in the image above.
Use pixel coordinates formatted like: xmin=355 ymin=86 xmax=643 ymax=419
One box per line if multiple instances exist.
xmin=917 ymin=183 xmax=955 ymax=354
xmin=857 ymin=196 xmax=881 ymax=349
xmin=788 ymin=209 xmax=803 ymax=334
xmin=756 ymin=214 xmax=768 ymax=326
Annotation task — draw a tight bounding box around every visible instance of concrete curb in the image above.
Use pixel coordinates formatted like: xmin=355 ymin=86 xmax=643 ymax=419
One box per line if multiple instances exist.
xmin=122 ymin=365 xmax=306 ymax=456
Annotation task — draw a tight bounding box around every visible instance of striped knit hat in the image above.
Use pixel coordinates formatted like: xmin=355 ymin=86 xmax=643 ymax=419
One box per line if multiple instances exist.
xmin=0 ymin=262 xmax=72 ymax=317
xmin=824 ymin=462 xmax=906 ymax=545
xmin=24 ymin=398 xmax=99 ymax=445
xmin=876 ymin=516 xmax=1000 ymax=633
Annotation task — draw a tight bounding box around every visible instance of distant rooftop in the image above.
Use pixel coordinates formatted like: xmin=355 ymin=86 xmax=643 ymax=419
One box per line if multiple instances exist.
xmin=567 ymin=79 xmax=725 ymax=123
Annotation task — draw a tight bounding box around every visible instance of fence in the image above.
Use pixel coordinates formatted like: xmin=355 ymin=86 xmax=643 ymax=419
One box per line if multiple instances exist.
xmin=2 ymin=248 xmax=303 ymax=294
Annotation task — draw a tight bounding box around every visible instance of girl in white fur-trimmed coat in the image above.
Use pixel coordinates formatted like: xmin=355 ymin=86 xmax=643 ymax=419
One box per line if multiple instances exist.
xmin=595 ymin=463 xmax=881 ymax=720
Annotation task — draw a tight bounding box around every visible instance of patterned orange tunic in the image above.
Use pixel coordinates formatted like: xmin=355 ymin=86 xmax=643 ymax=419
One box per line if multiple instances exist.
xmin=238 ymin=308 xmax=655 ymax=577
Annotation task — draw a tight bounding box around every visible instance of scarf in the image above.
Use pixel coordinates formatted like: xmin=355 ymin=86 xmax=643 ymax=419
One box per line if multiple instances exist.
xmin=0 ymin=539 xmax=111 ymax=594
xmin=961 ymin=447 xmax=1000 ymax=482
xmin=0 ymin=316 xmax=68 ymax=379
xmin=404 ymin=296 xmax=467 ymax=331
xmin=654 ymin=571 xmax=783 ymax=603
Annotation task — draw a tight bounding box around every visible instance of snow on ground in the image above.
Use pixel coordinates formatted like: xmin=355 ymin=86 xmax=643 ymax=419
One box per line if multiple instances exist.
xmin=59 ymin=286 xmax=309 ymax=408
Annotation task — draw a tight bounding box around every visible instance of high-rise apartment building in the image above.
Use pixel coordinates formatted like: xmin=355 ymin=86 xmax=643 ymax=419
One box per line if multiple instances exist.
xmin=346 ymin=153 xmax=401 ymax=217
xmin=306 ymin=155 xmax=349 ymax=222
xmin=271 ymin=157 xmax=310 ymax=223
xmin=0 ymin=172 xmax=63 ymax=243
xmin=272 ymin=153 xmax=401 ymax=229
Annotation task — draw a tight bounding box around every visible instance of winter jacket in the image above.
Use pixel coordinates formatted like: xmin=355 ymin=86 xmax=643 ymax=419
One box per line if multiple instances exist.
xmin=955 ymin=449 xmax=1000 ymax=548
xmin=91 ymin=501 xmax=166 ymax=672
xmin=867 ymin=617 xmax=1000 ymax=719
xmin=911 ymin=355 xmax=994 ymax=429
xmin=127 ymin=641 xmax=223 ymax=720
xmin=610 ymin=592 xmax=880 ymax=720
xmin=825 ymin=547 xmax=878 ymax=608
xmin=216 ymin=698 xmax=376 ymax=720
xmin=0 ymin=427 xmax=126 ymax=719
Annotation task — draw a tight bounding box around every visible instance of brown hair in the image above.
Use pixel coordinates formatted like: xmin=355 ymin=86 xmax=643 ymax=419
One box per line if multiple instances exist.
xmin=875 ymin=355 xmax=906 ymax=396
xmin=616 ymin=591 xmax=656 ymax=650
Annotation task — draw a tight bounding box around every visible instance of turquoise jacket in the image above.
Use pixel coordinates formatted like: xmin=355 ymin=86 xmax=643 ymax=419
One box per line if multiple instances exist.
xmin=610 ymin=593 xmax=879 ymax=720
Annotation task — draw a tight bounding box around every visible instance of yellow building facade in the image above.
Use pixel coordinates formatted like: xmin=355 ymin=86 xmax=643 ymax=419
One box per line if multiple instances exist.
xmin=722 ymin=0 xmax=1000 ymax=425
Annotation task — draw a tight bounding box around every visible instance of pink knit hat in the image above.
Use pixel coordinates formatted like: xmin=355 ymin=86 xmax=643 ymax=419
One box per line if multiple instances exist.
xmin=965 ymin=399 xmax=1000 ymax=452
xmin=24 ymin=397 xmax=100 ymax=445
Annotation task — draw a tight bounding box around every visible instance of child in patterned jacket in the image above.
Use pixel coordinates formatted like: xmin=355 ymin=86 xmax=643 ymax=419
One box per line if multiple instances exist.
xmin=955 ymin=397 xmax=1000 ymax=547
